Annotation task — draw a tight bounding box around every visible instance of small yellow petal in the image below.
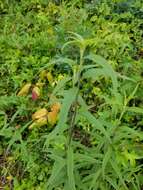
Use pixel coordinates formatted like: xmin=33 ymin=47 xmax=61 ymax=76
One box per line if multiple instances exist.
xmin=32 ymin=108 xmax=48 ymax=121
xmin=40 ymin=70 xmax=47 ymax=80
xmin=33 ymin=86 xmax=40 ymax=96
xmin=29 ymin=117 xmax=47 ymax=129
xmin=36 ymin=82 xmax=44 ymax=88
xmin=47 ymin=72 xmax=53 ymax=84
xmin=51 ymin=102 xmax=61 ymax=113
xmin=48 ymin=111 xmax=58 ymax=125
xmin=7 ymin=156 xmax=14 ymax=161
xmin=36 ymin=117 xmax=47 ymax=125
xmin=17 ymin=83 xmax=31 ymax=96
xmin=28 ymin=122 xmax=37 ymax=130
xmin=6 ymin=176 xmax=13 ymax=181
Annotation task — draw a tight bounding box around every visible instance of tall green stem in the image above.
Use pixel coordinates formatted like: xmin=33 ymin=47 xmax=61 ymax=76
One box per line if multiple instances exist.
xmin=68 ymin=47 xmax=85 ymax=146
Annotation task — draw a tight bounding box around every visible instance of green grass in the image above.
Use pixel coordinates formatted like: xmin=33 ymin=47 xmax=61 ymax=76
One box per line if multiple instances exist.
xmin=0 ymin=0 xmax=143 ymax=189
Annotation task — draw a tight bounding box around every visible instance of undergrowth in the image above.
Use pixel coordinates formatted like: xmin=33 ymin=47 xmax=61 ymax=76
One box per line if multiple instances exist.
xmin=0 ymin=0 xmax=143 ymax=189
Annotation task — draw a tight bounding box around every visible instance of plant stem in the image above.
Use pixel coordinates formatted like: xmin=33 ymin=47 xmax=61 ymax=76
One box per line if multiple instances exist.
xmin=68 ymin=47 xmax=85 ymax=146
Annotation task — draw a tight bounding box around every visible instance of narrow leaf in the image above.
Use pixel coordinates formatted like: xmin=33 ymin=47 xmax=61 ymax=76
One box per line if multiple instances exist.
xmin=48 ymin=159 xmax=65 ymax=187
xmin=52 ymin=76 xmax=71 ymax=96
xmin=126 ymin=107 xmax=143 ymax=114
xmin=85 ymin=54 xmax=118 ymax=93
xmin=67 ymin=146 xmax=76 ymax=190
xmin=79 ymin=108 xmax=111 ymax=143
xmin=44 ymin=88 xmax=78 ymax=148
xmin=110 ymin=160 xmax=128 ymax=190
xmin=102 ymin=146 xmax=112 ymax=178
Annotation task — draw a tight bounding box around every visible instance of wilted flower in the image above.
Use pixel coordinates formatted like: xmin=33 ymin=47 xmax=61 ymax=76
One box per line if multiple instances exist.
xmin=47 ymin=72 xmax=53 ymax=84
xmin=48 ymin=102 xmax=61 ymax=125
xmin=48 ymin=111 xmax=58 ymax=125
xmin=29 ymin=117 xmax=47 ymax=129
xmin=40 ymin=70 xmax=47 ymax=80
xmin=32 ymin=86 xmax=40 ymax=100
xmin=29 ymin=108 xmax=48 ymax=129
xmin=6 ymin=176 xmax=13 ymax=181
xmin=29 ymin=102 xmax=61 ymax=129
xmin=32 ymin=108 xmax=48 ymax=120
xmin=17 ymin=83 xmax=31 ymax=96
xmin=51 ymin=102 xmax=61 ymax=113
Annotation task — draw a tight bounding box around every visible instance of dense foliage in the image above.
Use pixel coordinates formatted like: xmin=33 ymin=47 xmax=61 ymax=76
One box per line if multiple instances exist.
xmin=0 ymin=0 xmax=143 ymax=189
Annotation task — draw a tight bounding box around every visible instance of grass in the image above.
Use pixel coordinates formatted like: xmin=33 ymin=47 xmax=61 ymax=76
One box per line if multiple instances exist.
xmin=0 ymin=0 xmax=143 ymax=189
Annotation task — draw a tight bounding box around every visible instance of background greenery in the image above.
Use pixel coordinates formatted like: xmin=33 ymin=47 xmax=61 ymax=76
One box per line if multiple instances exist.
xmin=0 ymin=0 xmax=143 ymax=189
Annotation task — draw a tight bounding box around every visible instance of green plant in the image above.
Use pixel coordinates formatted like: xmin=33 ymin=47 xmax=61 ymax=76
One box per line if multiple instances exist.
xmin=1 ymin=0 xmax=143 ymax=189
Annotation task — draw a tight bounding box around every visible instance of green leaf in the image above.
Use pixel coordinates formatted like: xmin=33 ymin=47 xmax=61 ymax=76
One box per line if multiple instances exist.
xmin=75 ymin=153 xmax=101 ymax=164
xmin=52 ymin=76 xmax=71 ymax=96
xmin=74 ymin=170 xmax=87 ymax=190
xmin=79 ymin=108 xmax=111 ymax=143
xmin=67 ymin=146 xmax=76 ymax=190
xmin=44 ymin=88 xmax=78 ymax=148
xmin=83 ymin=68 xmax=107 ymax=80
xmin=7 ymin=130 xmax=22 ymax=149
xmin=58 ymin=87 xmax=78 ymax=129
xmin=110 ymin=159 xmax=128 ymax=190
xmin=0 ymin=128 xmax=13 ymax=138
xmin=126 ymin=107 xmax=143 ymax=114
xmin=105 ymin=176 xmax=119 ymax=190
xmin=85 ymin=54 xmax=118 ymax=93
xmin=102 ymin=146 xmax=112 ymax=178
xmin=116 ymin=73 xmax=136 ymax=82
xmin=51 ymin=57 xmax=76 ymax=70
xmin=47 ymin=158 xmax=66 ymax=188
xmin=89 ymin=169 xmax=101 ymax=190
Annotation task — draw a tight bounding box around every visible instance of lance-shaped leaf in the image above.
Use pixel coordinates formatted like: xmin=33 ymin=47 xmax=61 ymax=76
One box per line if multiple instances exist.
xmin=85 ymin=54 xmax=118 ymax=93
xmin=44 ymin=87 xmax=78 ymax=148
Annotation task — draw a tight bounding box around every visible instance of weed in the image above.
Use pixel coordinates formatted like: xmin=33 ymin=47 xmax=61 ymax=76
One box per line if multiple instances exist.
xmin=0 ymin=0 xmax=143 ymax=189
